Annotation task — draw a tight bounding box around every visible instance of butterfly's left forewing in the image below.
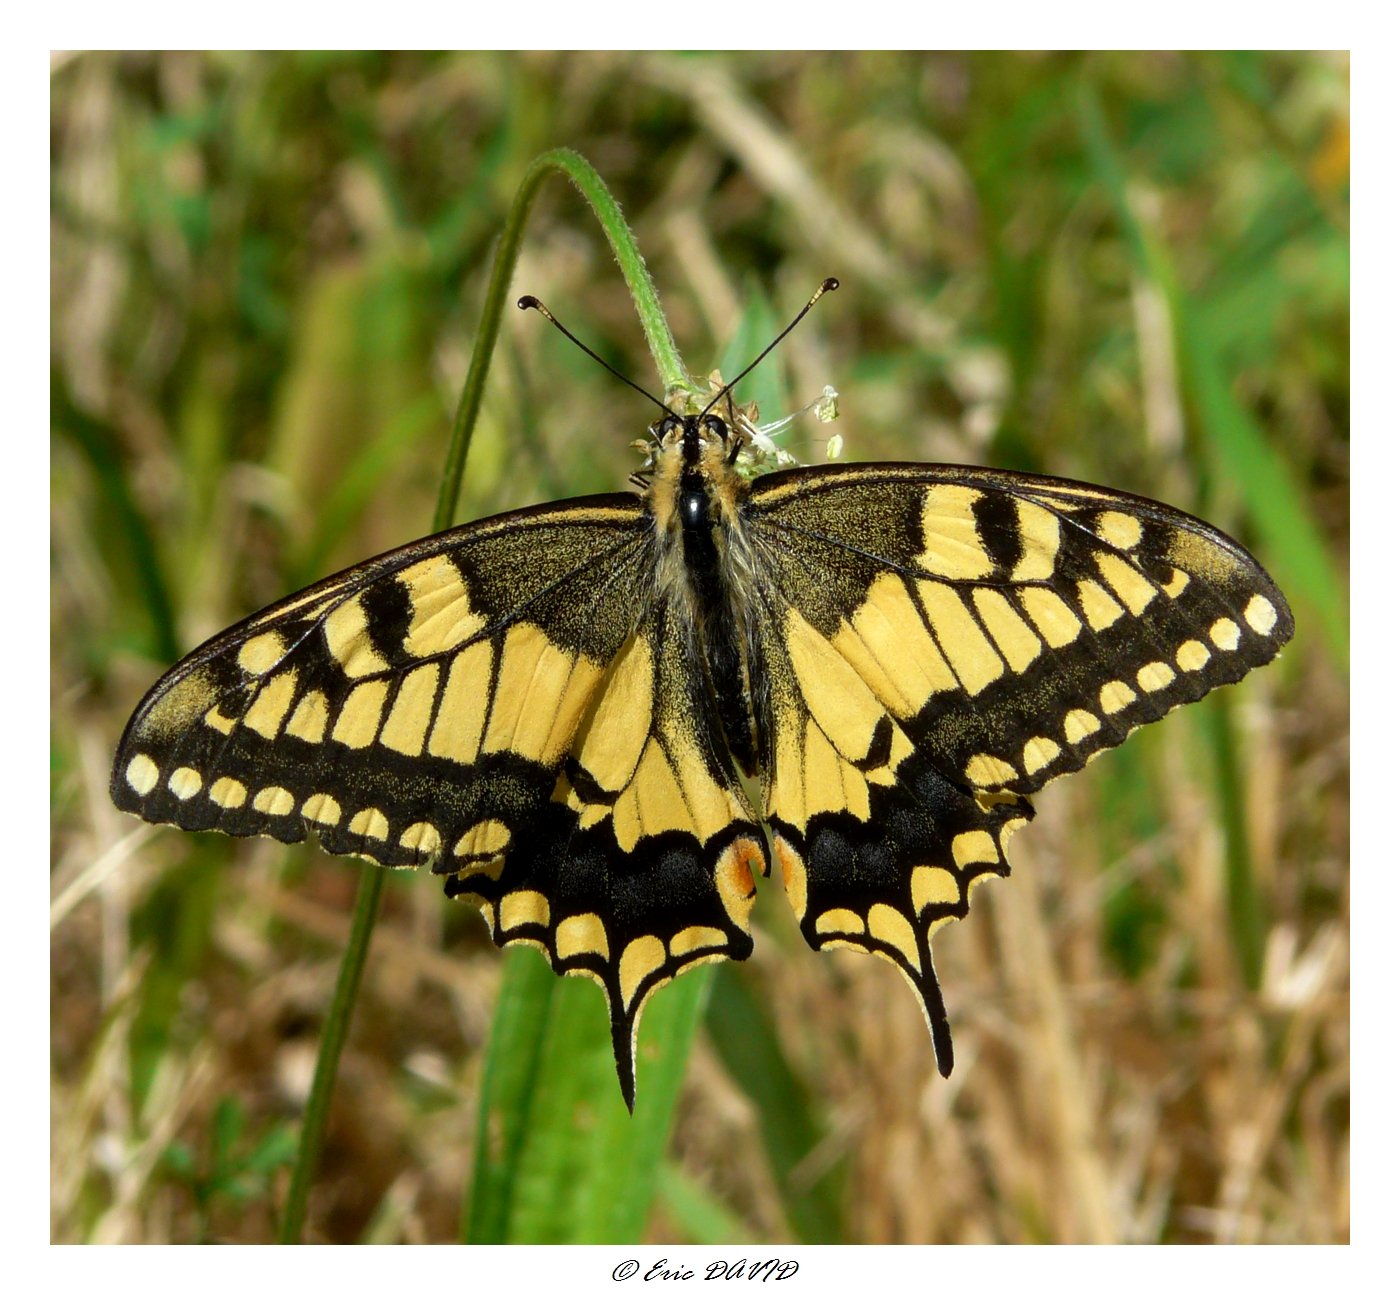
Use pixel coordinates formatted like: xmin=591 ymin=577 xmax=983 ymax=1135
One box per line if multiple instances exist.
xmin=112 ymin=498 xmax=650 ymax=863
xmin=113 ymin=494 xmax=765 ymax=1106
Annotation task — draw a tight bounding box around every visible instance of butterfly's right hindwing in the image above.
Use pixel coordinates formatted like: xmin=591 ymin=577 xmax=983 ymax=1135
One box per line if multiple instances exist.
xmin=740 ymin=461 xmax=1293 ymax=1074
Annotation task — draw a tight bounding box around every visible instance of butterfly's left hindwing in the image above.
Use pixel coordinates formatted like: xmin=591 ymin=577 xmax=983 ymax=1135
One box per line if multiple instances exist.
xmin=445 ymin=595 xmax=766 ymax=1105
xmin=111 ymin=495 xmax=766 ymax=1105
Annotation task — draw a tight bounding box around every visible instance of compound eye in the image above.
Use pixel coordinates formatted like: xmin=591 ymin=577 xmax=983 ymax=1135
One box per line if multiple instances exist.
xmin=702 ymin=414 xmax=728 ymax=439
xmin=657 ymin=414 xmax=682 ymax=437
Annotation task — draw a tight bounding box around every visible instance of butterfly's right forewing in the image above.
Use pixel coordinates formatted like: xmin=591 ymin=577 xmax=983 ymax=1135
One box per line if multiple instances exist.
xmin=741 ymin=461 xmax=1292 ymax=1073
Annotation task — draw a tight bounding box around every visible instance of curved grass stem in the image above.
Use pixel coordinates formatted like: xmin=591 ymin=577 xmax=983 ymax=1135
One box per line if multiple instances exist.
xmin=279 ymin=148 xmax=686 ymax=1243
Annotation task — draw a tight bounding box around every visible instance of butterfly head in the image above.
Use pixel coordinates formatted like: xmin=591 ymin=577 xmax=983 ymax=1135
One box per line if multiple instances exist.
xmin=634 ymin=403 xmax=739 ymax=478
xmin=648 ymin=388 xmax=793 ymax=461
xmin=635 ymin=408 xmax=754 ymax=546
xmin=652 ymin=408 xmax=739 ymax=481
xmin=654 ymin=410 xmax=734 ymax=460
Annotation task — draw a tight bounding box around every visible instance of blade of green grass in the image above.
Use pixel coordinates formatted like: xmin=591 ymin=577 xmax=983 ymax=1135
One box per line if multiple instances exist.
xmin=657 ymin=1163 xmax=759 ymax=1244
xmin=466 ymin=954 xmax=713 ymax=1242
xmin=721 ymin=284 xmax=786 ymax=420
xmin=1077 ymin=81 xmax=1316 ymax=992
xmin=52 ymin=374 xmax=179 ymax=664
xmin=704 ymin=966 xmax=847 ymax=1243
xmin=1176 ymin=312 xmax=1347 ymax=672
xmin=1091 ymin=733 xmax=1171 ymax=981
xmin=462 ymin=948 xmax=562 ymax=1242
xmin=1194 ymin=694 xmax=1267 ymax=988
xmin=127 ymin=847 xmax=226 ymax=1110
xmin=1077 ymin=83 xmax=1347 ymax=674
xmin=571 ymin=965 xmax=712 ymax=1242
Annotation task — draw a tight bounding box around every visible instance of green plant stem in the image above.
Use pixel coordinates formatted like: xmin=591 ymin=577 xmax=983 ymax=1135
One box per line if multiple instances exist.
xmin=279 ymin=148 xmax=690 ymax=1243
xmin=460 ymin=153 xmax=703 ymax=1243
xmin=436 ymin=147 xmax=696 ymax=529
xmin=537 ymin=149 xmax=697 ymax=400
xmin=275 ymin=869 xmax=384 ymax=1242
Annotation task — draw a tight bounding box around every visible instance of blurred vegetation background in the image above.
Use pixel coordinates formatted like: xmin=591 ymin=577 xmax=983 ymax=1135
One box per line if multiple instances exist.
xmin=51 ymin=51 xmax=1348 ymax=1244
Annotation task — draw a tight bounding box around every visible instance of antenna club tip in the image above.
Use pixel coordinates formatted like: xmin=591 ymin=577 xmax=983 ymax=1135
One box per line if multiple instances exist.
xmin=517 ymin=295 xmax=540 ymax=310
xmin=821 ymin=276 xmax=840 ymax=292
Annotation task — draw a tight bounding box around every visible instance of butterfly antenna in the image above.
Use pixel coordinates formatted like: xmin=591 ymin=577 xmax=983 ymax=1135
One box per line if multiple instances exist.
xmin=701 ymin=277 xmax=839 ymax=418
xmin=518 ymin=296 xmax=672 ymax=419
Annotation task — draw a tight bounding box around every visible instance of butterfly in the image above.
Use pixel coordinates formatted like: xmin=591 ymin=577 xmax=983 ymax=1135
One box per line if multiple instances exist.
xmin=111 ymin=282 xmax=1294 ymax=1108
